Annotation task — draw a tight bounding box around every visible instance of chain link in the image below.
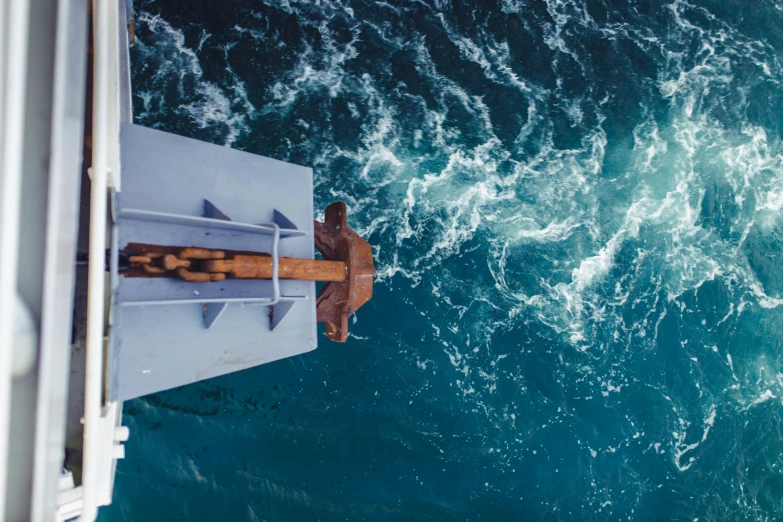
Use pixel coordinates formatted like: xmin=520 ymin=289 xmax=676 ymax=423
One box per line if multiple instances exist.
xmin=128 ymin=248 xmax=227 ymax=282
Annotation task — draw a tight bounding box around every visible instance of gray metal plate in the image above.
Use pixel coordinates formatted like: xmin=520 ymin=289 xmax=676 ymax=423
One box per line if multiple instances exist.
xmin=109 ymin=123 xmax=317 ymax=401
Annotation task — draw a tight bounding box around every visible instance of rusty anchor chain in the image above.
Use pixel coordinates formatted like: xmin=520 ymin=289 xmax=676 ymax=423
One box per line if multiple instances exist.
xmin=123 ymin=202 xmax=374 ymax=342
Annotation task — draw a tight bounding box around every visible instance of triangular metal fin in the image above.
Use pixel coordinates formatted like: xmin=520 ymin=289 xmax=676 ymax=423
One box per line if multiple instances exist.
xmin=273 ymin=209 xmax=297 ymax=230
xmin=203 ymin=302 xmax=228 ymax=329
xmin=270 ymin=300 xmax=296 ymax=330
xmin=204 ymin=199 xmax=232 ymax=221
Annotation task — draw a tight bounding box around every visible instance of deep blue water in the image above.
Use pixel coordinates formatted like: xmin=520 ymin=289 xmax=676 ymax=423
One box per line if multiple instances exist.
xmin=103 ymin=0 xmax=783 ymax=520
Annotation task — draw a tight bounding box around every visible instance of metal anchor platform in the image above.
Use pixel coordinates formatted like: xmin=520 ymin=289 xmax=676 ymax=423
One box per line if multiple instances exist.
xmin=109 ymin=123 xmax=329 ymax=401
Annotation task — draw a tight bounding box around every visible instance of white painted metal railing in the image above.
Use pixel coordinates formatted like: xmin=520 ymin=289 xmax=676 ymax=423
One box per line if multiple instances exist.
xmin=79 ymin=0 xmax=121 ymax=519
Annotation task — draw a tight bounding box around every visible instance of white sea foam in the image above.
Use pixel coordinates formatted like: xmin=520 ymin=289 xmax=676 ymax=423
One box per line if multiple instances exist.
xmin=135 ymin=13 xmax=254 ymax=146
xmin=139 ymin=2 xmax=783 ymax=512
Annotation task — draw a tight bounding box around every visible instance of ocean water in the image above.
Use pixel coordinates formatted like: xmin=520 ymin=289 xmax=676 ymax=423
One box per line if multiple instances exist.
xmin=102 ymin=0 xmax=783 ymax=520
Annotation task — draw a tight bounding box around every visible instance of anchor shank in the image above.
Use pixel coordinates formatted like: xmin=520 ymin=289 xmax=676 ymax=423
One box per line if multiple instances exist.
xmin=202 ymin=256 xmax=347 ymax=282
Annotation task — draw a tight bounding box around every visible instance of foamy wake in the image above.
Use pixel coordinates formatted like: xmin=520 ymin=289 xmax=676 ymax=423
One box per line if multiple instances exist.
xmin=135 ymin=0 xmax=783 ymax=511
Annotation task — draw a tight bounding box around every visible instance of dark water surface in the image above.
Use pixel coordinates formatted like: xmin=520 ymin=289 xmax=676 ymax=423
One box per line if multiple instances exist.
xmin=103 ymin=0 xmax=783 ymax=520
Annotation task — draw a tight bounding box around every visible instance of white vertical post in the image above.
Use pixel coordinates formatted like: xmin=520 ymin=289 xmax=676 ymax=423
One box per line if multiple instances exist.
xmin=0 ymin=0 xmax=32 ymax=518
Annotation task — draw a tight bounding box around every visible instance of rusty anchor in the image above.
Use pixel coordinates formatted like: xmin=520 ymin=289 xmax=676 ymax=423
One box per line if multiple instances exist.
xmin=124 ymin=202 xmax=374 ymax=342
xmin=313 ymin=201 xmax=375 ymax=342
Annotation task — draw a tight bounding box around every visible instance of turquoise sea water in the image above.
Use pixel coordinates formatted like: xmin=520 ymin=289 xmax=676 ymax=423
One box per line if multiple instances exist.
xmin=103 ymin=0 xmax=783 ymax=520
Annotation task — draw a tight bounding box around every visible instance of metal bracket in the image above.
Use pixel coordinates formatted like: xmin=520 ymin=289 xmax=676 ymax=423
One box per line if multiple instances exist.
xmin=202 ymin=302 xmax=227 ymax=329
